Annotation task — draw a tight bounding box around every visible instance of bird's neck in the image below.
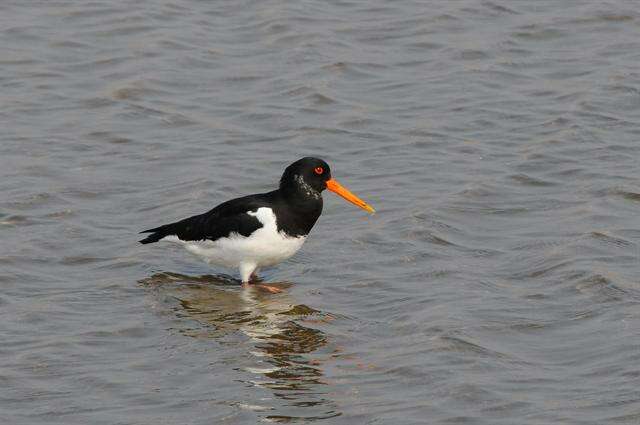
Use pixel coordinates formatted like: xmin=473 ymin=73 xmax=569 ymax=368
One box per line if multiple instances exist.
xmin=273 ymin=189 xmax=323 ymax=237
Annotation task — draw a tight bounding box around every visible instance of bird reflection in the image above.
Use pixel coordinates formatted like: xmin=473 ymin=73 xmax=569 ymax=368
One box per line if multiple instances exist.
xmin=140 ymin=272 xmax=341 ymax=422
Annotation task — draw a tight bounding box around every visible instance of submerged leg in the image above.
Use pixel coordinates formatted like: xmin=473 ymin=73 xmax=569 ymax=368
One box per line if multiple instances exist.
xmin=249 ymin=269 xmax=260 ymax=282
xmin=239 ymin=262 xmax=257 ymax=284
xmin=238 ymin=263 xmax=282 ymax=293
xmin=256 ymin=283 xmax=282 ymax=294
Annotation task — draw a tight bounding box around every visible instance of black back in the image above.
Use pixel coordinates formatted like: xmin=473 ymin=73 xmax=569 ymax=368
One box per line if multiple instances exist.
xmin=139 ymin=158 xmax=330 ymax=244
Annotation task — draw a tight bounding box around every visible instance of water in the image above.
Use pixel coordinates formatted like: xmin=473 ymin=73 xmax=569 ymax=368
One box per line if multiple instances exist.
xmin=2 ymin=1 xmax=640 ymax=423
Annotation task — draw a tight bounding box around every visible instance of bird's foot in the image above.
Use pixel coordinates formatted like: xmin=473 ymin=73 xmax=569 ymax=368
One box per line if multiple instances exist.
xmin=257 ymin=284 xmax=283 ymax=293
xmin=241 ymin=281 xmax=283 ymax=294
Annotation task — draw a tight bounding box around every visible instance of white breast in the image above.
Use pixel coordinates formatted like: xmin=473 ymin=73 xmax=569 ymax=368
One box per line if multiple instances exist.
xmin=163 ymin=207 xmax=306 ymax=269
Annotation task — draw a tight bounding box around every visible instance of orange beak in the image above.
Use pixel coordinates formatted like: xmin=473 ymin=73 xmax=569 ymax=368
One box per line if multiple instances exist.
xmin=326 ymin=178 xmax=375 ymax=214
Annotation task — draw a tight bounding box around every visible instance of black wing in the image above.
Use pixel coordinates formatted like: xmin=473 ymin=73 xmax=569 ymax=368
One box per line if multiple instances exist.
xmin=139 ymin=192 xmax=274 ymax=244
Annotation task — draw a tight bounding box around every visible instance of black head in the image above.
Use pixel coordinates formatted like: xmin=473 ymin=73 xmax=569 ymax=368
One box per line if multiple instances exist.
xmin=279 ymin=157 xmax=376 ymax=214
xmin=279 ymin=157 xmax=331 ymax=199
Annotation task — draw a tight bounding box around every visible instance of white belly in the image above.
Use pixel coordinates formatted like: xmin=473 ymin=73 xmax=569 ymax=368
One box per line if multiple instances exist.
xmin=162 ymin=207 xmax=306 ymax=269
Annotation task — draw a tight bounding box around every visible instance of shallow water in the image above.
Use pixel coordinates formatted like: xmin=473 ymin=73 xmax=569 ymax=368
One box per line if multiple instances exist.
xmin=2 ymin=1 xmax=640 ymax=424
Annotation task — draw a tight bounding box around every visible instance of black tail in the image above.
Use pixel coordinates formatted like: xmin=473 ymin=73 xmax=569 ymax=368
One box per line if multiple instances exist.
xmin=139 ymin=223 xmax=176 ymax=244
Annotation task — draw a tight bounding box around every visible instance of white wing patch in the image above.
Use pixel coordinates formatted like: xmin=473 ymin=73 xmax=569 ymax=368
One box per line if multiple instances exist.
xmin=162 ymin=207 xmax=306 ymax=270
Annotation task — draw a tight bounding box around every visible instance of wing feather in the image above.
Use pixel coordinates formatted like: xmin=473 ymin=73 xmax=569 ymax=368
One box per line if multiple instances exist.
xmin=139 ymin=192 xmax=275 ymax=244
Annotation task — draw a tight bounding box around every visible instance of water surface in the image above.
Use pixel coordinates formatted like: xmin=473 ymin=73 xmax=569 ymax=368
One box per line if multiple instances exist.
xmin=2 ymin=1 xmax=640 ymax=424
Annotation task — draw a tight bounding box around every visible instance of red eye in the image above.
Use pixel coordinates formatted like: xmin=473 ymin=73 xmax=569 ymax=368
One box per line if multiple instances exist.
xmin=314 ymin=167 xmax=323 ymax=175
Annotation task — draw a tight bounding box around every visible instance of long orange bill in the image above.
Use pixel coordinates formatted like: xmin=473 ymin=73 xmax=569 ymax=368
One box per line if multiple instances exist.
xmin=326 ymin=178 xmax=375 ymax=214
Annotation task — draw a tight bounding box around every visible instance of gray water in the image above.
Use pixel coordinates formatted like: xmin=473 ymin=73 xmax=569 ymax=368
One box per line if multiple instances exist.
xmin=2 ymin=1 xmax=640 ymax=424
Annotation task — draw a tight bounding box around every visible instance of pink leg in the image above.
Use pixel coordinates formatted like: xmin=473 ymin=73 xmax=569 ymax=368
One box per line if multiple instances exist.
xmin=239 ymin=264 xmax=282 ymax=293
xmin=258 ymin=284 xmax=282 ymax=293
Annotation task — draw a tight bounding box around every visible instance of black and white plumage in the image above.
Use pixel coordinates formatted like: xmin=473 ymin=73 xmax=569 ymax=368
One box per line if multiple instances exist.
xmin=139 ymin=157 xmax=374 ymax=285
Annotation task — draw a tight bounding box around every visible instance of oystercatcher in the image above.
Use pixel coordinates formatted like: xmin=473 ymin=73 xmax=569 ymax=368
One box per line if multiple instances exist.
xmin=139 ymin=157 xmax=374 ymax=289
